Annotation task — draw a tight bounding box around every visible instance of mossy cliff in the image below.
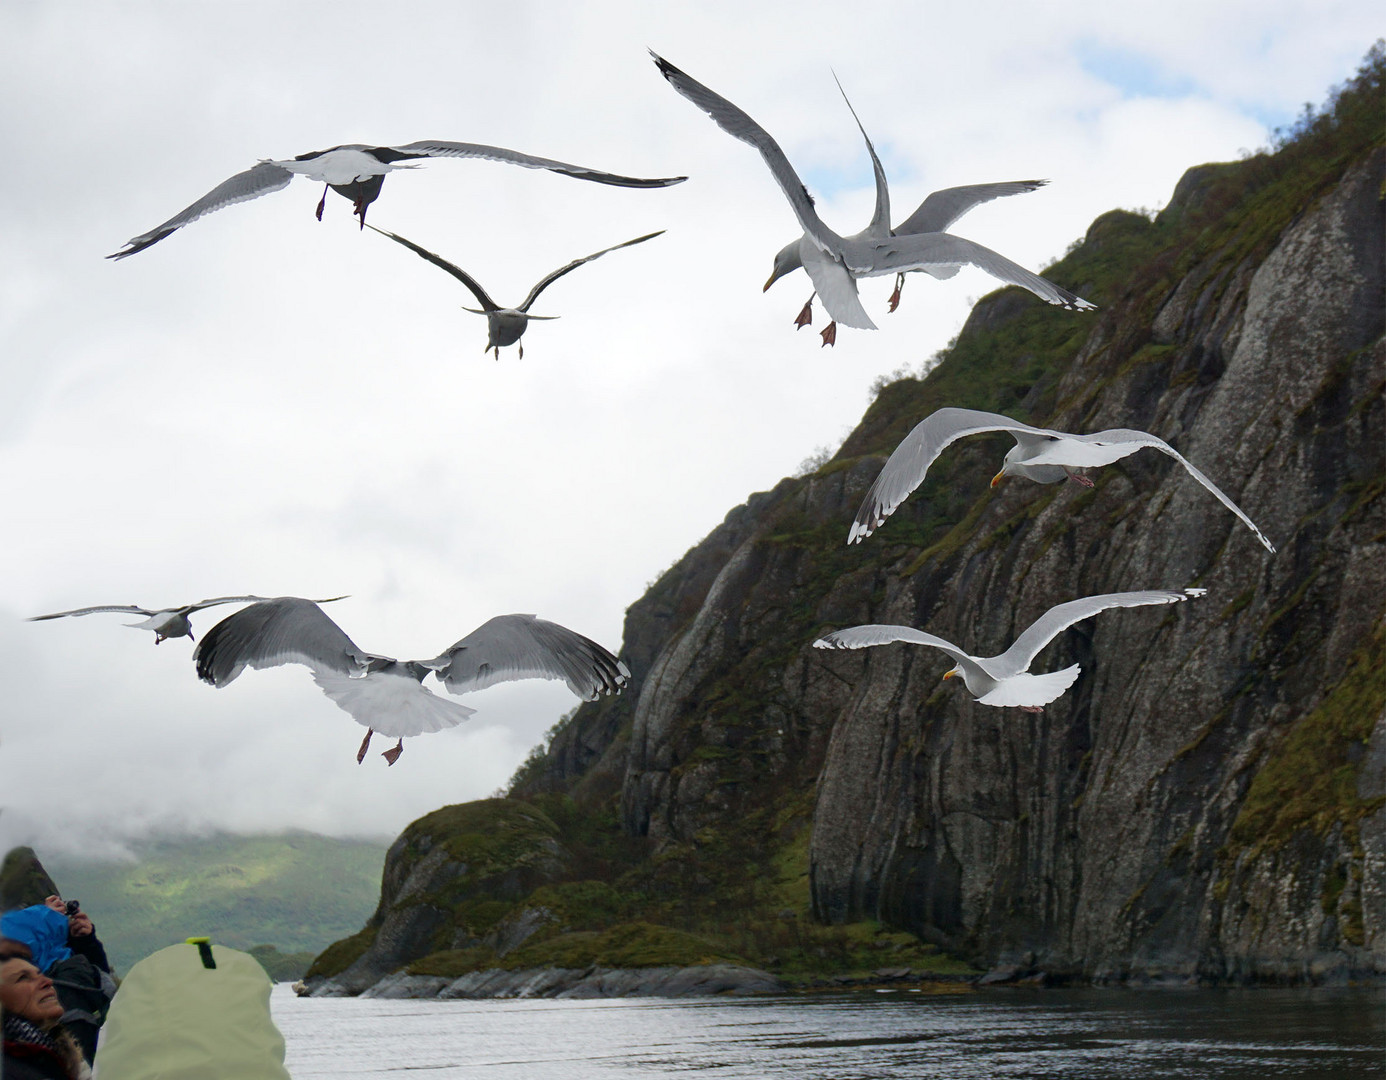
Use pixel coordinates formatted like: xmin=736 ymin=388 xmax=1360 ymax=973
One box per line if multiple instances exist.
xmin=308 ymin=49 xmax=1385 ymax=992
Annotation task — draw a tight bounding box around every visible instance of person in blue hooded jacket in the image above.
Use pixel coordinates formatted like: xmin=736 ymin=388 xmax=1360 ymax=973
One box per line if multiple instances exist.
xmin=0 ymin=905 xmax=114 ymax=1064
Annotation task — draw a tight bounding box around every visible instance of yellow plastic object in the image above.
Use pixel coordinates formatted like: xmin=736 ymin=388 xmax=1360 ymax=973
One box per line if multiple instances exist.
xmin=91 ymin=940 xmax=290 ymax=1079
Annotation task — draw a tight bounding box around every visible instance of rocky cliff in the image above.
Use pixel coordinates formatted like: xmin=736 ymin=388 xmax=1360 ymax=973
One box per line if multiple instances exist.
xmin=307 ymin=50 xmax=1384 ymax=993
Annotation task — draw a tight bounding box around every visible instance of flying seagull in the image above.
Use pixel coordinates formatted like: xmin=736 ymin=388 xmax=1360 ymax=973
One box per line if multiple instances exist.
xmin=814 ymin=589 xmax=1206 ymax=711
xmin=108 ymin=141 xmax=687 ymax=259
xmin=650 ymin=52 xmax=1092 ymax=345
xmin=766 ymin=179 xmax=1051 ymax=318
xmin=193 ymin=597 xmax=630 ymax=765
xmin=365 ymin=225 xmax=665 ymax=358
xmin=25 ymin=595 xmax=345 ymax=644
xmin=847 ymin=407 xmax=1275 ymax=553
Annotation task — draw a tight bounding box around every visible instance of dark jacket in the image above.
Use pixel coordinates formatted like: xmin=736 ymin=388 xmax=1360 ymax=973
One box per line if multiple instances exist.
xmin=45 ymin=952 xmax=114 ymax=1063
xmin=2 ymin=1015 xmax=82 ymax=1080
xmin=67 ymin=932 xmax=111 ymax=976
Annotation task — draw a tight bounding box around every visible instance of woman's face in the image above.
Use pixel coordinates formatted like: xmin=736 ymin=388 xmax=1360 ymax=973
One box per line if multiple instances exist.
xmin=0 ymin=958 xmax=63 ymax=1025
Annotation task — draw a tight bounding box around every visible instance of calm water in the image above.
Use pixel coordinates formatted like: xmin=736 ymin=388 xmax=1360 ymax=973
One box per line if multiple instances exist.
xmin=270 ymin=984 xmax=1384 ymax=1079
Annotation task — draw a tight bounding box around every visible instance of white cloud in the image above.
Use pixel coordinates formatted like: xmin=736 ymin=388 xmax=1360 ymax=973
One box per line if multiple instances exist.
xmin=0 ymin=0 xmax=1376 ymax=858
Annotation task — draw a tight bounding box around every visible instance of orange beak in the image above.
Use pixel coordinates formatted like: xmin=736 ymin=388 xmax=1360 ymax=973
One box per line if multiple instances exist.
xmin=990 ymin=470 xmax=1005 ymax=488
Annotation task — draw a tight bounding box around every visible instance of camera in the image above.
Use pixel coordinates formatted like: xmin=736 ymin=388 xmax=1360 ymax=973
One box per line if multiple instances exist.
xmin=64 ymin=899 xmax=80 ymax=916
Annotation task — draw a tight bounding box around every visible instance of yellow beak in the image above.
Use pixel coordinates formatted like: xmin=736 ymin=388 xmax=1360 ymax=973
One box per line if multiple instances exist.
xmin=763 ymin=273 xmax=777 ymax=292
xmin=942 ymin=670 xmax=956 ymax=680
xmin=990 ymin=470 xmax=1005 ymax=488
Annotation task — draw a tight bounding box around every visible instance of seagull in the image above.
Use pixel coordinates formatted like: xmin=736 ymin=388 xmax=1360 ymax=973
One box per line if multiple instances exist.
xmin=847 ymin=407 xmax=1275 ymax=553
xmin=765 ymin=179 xmax=1051 ymax=318
xmin=193 ymin=598 xmax=630 ymax=765
xmin=650 ymin=52 xmax=1092 ymax=346
xmin=365 ymin=225 xmax=664 ymax=358
xmin=24 ymin=595 xmax=345 ymax=644
xmin=107 ymin=141 xmax=687 ymax=259
xmin=814 ymin=589 xmax=1206 ymax=711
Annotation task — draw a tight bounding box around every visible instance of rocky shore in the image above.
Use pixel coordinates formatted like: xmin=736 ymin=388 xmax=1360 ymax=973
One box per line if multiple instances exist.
xmin=297 ymin=962 xmax=997 ymax=999
xmin=300 ymin=963 xmax=785 ymax=999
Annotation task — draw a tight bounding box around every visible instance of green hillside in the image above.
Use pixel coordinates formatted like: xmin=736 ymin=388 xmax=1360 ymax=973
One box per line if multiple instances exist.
xmin=43 ymin=831 xmax=389 ymax=976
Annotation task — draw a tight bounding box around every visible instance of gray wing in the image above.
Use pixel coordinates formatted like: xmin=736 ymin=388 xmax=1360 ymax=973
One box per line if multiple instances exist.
xmin=364 ymin=225 xmax=500 ymax=310
xmin=428 ymin=614 xmax=629 ymax=699
xmin=28 ymin=604 xmax=157 ymax=621
xmin=813 ymin=623 xmax=989 ymax=682
xmin=858 ymin=232 xmax=1095 ymax=310
xmin=850 ymin=407 xmax=1062 ymax=544
xmin=894 ymin=180 xmax=1047 ymax=236
xmin=107 ymin=161 xmax=295 ymax=259
xmin=184 ymin=592 xmax=349 ymax=614
xmin=387 ymin=140 xmax=686 ymax=188
xmin=832 ymin=73 xmax=890 ymax=240
xmin=651 ymin=51 xmax=842 ymax=254
xmin=997 ymin=589 xmax=1204 ymax=676
xmin=194 ymin=597 xmax=371 ymax=688
xmin=519 ymin=230 xmax=665 ymax=311
xmin=1069 ymin=430 xmax=1276 ymax=553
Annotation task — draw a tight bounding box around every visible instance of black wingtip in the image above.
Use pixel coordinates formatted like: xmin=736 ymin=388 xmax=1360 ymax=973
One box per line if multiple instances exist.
xmin=649 ymin=50 xmax=679 ymax=81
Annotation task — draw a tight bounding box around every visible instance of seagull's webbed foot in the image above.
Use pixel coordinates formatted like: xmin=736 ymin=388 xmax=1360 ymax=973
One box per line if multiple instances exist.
xmin=794 ymin=297 xmax=814 ymax=329
xmin=355 ymin=198 xmax=368 ymax=230
xmin=356 ymin=729 xmax=373 ymax=765
xmin=820 ymin=322 xmax=837 ymax=348
xmin=888 ymin=273 xmax=905 ymax=313
xmin=1019 ymin=705 xmax=1044 ymax=714
xmin=315 ymin=185 xmax=328 ymax=222
xmin=381 ymin=740 xmax=404 ymax=766
xmin=518 ymin=341 xmax=523 ymax=360
xmin=1065 ymin=470 xmax=1095 ymax=488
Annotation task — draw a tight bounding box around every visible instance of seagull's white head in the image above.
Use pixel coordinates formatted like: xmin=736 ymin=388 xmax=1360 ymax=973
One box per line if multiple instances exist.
xmin=992 ymin=444 xmax=1025 ymax=487
xmin=764 ymin=240 xmax=804 ymax=292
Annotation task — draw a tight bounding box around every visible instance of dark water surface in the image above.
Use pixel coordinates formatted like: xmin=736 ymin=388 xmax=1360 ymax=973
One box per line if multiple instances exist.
xmin=271 ymin=983 xmax=1384 ymax=1078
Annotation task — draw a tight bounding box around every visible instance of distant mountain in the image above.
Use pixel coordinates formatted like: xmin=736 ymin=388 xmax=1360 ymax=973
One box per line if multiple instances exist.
xmin=41 ymin=831 xmax=389 ymax=976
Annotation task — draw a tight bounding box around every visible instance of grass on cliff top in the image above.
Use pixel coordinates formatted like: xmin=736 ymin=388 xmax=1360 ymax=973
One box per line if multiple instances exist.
xmin=405 ymin=799 xmax=562 ymax=873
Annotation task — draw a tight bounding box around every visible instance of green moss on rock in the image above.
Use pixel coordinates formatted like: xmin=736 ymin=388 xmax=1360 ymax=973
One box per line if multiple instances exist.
xmin=304 ymin=925 xmax=376 ymax=980
xmin=505 ymin=922 xmax=745 ymax=970
xmin=1225 ymin=625 xmax=1385 ymax=859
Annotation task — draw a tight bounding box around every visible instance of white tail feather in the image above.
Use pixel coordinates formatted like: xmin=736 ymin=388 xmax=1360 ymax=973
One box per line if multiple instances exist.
xmin=311 ymin=668 xmax=476 ymax=737
xmin=976 ymin=664 xmax=1081 ymax=708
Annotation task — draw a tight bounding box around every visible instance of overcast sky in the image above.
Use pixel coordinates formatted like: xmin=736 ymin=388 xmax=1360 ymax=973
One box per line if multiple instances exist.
xmin=0 ymin=1 xmax=1377 ymax=863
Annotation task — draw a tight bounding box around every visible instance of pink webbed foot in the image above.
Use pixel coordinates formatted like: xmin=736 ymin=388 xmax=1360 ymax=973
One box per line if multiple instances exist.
xmin=356 ymin=729 xmax=374 ymax=765
xmin=1065 ymin=470 xmax=1095 ymax=488
xmin=794 ymin=299 xmax=813 ymax=329
xmin=315 ymin=185 xmax=328 ymax=222
xmin=820 ymin=322 xmax=837 ymax=347
xmin=1019 ymin=705 xmax=1044 ymax=714
xmin=381 ymin=740 xmax=404 ymax=766
xmin=888 ymin=273 xmax=904 ymax=313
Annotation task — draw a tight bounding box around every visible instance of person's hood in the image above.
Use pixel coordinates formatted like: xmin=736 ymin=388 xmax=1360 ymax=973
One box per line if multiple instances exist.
xmin=1 ymin=904 xmax=72 ymax=972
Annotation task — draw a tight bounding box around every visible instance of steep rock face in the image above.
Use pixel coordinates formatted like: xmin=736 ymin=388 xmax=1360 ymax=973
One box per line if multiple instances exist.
xmin=600 ymin=134 xmax=1384 ymax=979
xmin=0 ymin=847 xmax=60 ymax=910
xmin=809 ymin=147 xmax=1383 ymax=982
xmin=311 ymin=800 xmax=566 ymax=993
xmin=311 ymin=60 xmax=1384 ymax=989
